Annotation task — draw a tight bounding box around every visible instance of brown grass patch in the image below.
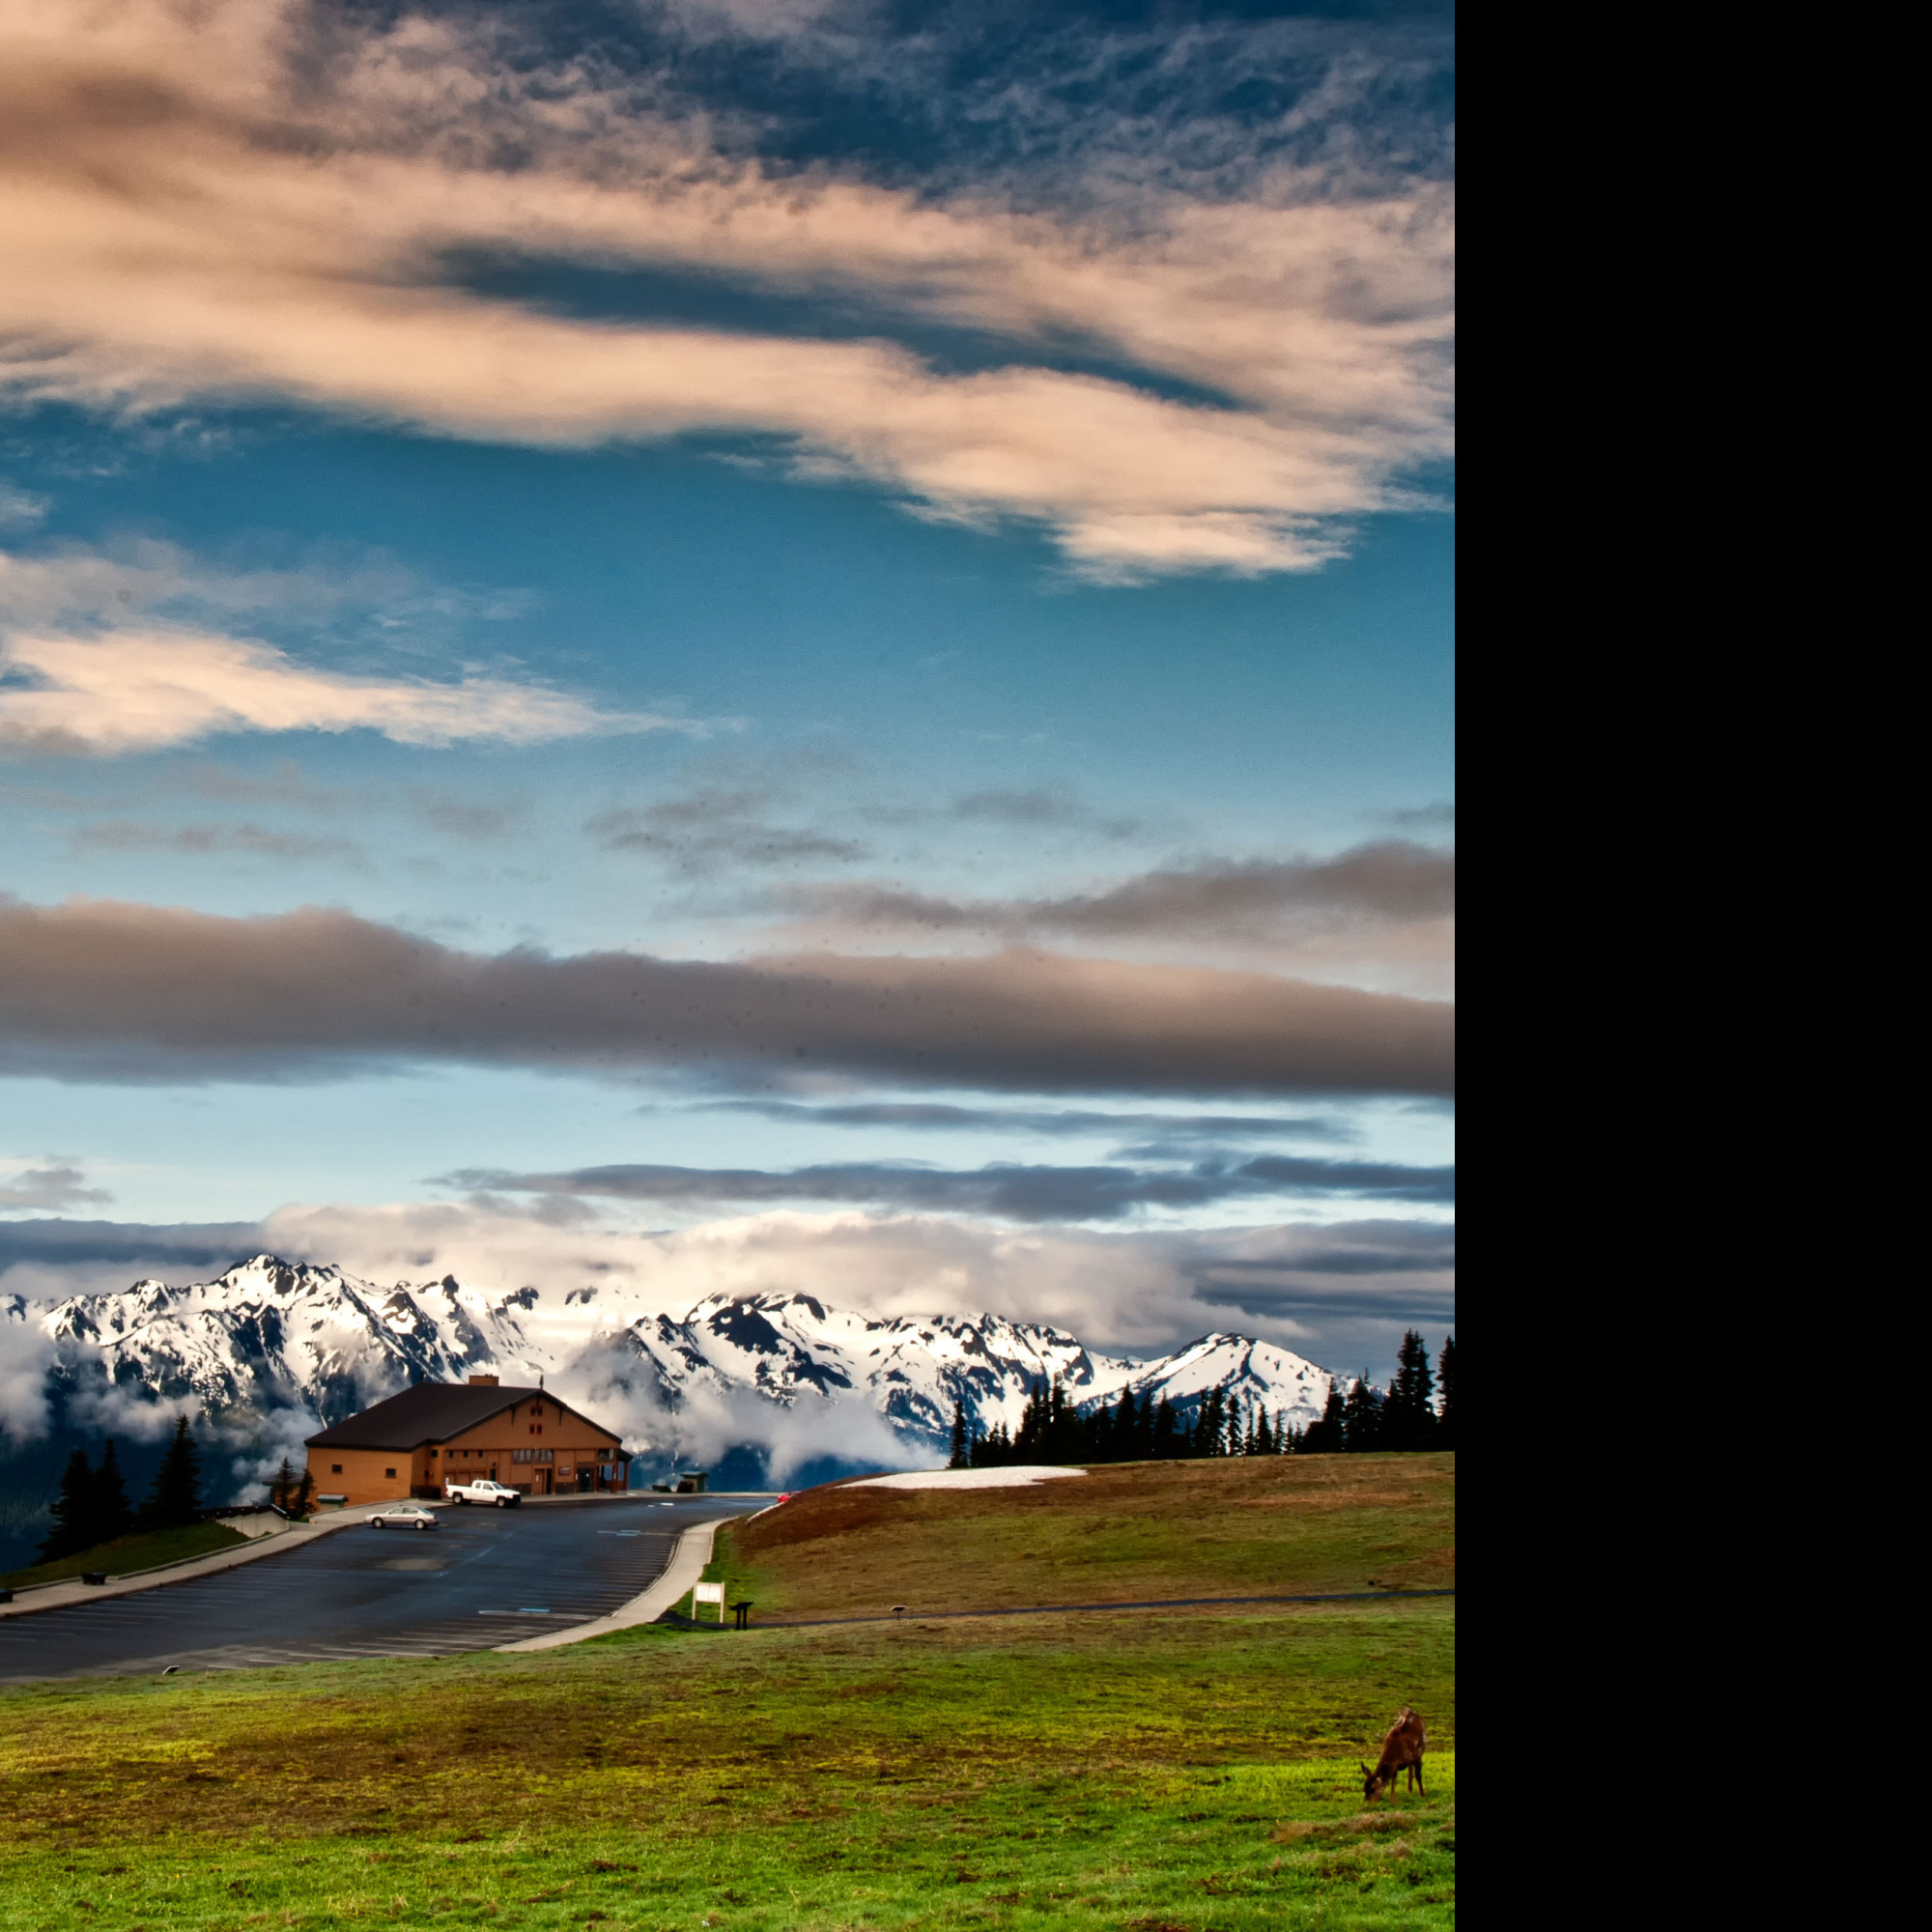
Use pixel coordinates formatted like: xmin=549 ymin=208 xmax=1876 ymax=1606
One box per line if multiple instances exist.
xmin=725 ymin=1453 xmax=1454 ymax=1620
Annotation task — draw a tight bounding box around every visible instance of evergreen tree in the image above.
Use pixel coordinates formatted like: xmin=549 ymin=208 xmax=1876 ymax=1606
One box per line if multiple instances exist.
xmin=1152 ymin=1394 xmax=1177 ymax=1460
xmin=270 ymin=1456 xmax=298 ymax=1511
xmin=1435 ymin=1334 xmax=1456 ymax=1449
xmin=1197 ymin=1387 xmax=1226 ymax=1458
xmin=1301 ymin=1380 xmax=1347 ymax=1454
xmin=91 ymin=1439 xmax=134 ymax=1542
xmin=293 ymin=1467 xmax=316 ymax=1517
xmin=1383 ymin=1331 xmax=1436 ymax=1451
xmin=1340 ymin=1377 xmax=1383 ymax=1452
xmin=36 ymin=1448 xmax=98 ymax=1563
xmin=947 ymin=1398 xmax=970 ymax=1470
xmin=1114 ymin=1387 xmax=1140 ymax=1463
xmin=1254 ymin=1406 xmax=1274 ymax=1457
xmin=138 ymin=1416 xmax=204 ymax=1531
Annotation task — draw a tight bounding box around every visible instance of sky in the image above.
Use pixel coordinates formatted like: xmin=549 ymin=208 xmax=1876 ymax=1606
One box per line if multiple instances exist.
xmin=0 ymin=0 xmax=1454 ymax=1379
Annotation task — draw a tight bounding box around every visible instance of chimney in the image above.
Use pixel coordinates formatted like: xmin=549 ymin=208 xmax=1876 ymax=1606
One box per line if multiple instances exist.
xmin=468 ymin=1374 xmax=499 ymax=1386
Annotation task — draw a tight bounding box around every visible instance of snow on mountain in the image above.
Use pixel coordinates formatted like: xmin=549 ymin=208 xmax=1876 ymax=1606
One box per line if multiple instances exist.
xmin=27 ymin=1255 xmax=1335 ymax=1464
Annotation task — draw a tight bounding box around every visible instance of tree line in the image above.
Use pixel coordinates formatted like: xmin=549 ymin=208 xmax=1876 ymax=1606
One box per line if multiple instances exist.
xmin=35 ymin=1416 xmax=208 ymax=1564
xmin=947 ymin=1331 xmax=1455 ymax=1467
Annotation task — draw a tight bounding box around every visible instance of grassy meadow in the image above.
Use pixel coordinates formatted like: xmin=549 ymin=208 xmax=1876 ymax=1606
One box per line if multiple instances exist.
xmin=0 ymin=1520 xmax=248 ymax=1592
xmin=688 ymin=1454 xmax=1456 ymax=1623
xmin=0 ymin=1457 xmax=1455 ymax=1929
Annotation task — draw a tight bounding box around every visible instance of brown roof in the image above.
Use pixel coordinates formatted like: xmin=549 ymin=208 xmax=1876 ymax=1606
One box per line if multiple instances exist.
xmin=303 ymin=1382 xmax=618 ymax=1450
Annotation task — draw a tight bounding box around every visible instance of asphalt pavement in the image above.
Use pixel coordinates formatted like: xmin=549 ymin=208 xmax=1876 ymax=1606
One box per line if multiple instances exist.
xmin=0 ymin=1495 xmax=751 ymax=1683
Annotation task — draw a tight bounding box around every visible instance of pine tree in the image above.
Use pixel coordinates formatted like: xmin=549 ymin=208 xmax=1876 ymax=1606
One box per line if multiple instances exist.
xmin=947 ymin=1398 xmax=970 ymax=1470
xmin=91 ymin=1439 xmax=134 ymax=1543
xmin=138 ymin=1416 xmax=204 ymax=1531
xmin=270 ymin=1456 xmax=298 ymax=1511
xmin=1384 ymin=1331 xmax=1436 ymax=1451
xmin=36 ymin=1449 xmax=98 ymax=1563
xmin=293 ymin=1467 xmax=316 ymax=1517
xmin=1114 ymin=1386 xmax=1140 ymax=1463
xmin=1301 ymin=1379 xmax=1347 ymax=1454
xmin=1435 ymin=1334 xmax=1456 ymax=1450
xmin=1152 ymin=1394 xmax=1177 ymax=1460
xmin=1197 ymin=1387 xmax=1226 ymax=1458
xmin=1254 ymin=1406 xmax=1274 ymax=1457
xmin=1341 ymin=1377 xmax=1383 ymax=1452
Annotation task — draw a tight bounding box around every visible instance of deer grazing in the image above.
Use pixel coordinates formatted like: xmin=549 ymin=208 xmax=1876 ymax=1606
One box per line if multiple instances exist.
xmin=1361 ymin=1707 xmax=1427 ymax=1801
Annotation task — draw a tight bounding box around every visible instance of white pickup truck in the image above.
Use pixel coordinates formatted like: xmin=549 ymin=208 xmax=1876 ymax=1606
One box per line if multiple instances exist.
xmin=442 ymin=1477 xmax=522 ymax=1507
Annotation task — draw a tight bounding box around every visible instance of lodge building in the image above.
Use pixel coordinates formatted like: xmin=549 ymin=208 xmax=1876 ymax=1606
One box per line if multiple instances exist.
xmin=304 ymin=1376 xmax=631 ymax=1505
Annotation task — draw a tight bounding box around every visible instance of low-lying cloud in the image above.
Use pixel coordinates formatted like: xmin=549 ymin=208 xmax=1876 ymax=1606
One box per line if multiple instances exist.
xmin=443 ymin=1151 xmax=1454 ymax=1220
xmin=0 ymin=895 xmax=1456 ymax=1096
xmin=1 ymin=1199 xmax=1456 ymax=1380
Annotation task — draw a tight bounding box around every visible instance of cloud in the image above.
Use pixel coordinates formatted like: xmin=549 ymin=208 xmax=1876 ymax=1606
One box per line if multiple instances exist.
xmin=950 ymin=788 xmax=1143 ymax=839
xmin=0 ymin=1 xmax=1453 ymax=578
xmin=0 ymin=482 xmax=47 ymax=529
xmin=3 ymin=1198 xmax=1454 ymax=1375
xmin=697 ymin=1099 xmax=1357 ymax=1144
xmin=0 ymin=1301 xmax=55 ymax=1439
xmin=410 ymin=791 xmax=524 ymax=841
xmin=69 ymin=819 xmax=364 ymax=863
xmin=0 ymin=895 xmax=1455 ymax=1096
xmin=441 ymin=1151 xmax=1454 ymax=1219
xmin=0 ymin=1158 xmax=112 ymax=1211
xmin=587 ymin=788 xmax=867 ymax=874
xmin=773 ymin=839 xmax=1457 ymax=993
xmin=0 ymin=625 xmax=683 ymax=755
xmin=782 ymin=839 xmax=1455 ymax=941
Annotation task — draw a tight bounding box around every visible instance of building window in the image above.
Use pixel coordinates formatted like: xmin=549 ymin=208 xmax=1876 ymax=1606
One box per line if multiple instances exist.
xmin=384 ymin=1468 xmax=396 ymax=1479
xmin=331 ymin=1464 xmax=343 ymax=1474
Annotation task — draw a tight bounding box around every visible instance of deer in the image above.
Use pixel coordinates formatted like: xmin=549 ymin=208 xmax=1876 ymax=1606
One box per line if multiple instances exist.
xmin=1361 ymin=1707 xmax=1426 ymax=1801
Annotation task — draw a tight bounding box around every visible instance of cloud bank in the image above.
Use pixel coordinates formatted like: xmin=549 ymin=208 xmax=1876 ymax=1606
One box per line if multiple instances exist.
xmin=0 ymin=895 xmax=1455 ymax=1096
xmin=0 ymin=0 xmax=1453 ymax=578
xmin=0 ymin=1200 xmax=1455 ymax=1373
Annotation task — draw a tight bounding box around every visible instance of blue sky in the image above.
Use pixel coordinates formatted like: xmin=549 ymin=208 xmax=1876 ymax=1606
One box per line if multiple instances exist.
xmin=0 ymin=0 xmax=1453 ymax=1375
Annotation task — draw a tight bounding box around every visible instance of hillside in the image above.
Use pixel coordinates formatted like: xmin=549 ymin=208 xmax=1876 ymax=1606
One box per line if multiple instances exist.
xmin=706 ymin=1453 xmax=1456 ymax=1622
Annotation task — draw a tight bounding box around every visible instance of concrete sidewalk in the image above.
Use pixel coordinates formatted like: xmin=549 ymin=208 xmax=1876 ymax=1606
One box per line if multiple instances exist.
xmin=496 ymin=1515 xmax=744 ymax=1653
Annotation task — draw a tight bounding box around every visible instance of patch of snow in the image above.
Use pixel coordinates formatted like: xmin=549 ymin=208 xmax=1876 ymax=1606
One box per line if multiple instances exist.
xmin=847 ymin=1465 xmax=1088 ymax=1491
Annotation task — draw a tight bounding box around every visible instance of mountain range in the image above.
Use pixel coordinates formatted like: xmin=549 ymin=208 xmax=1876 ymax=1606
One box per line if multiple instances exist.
xmin=10 ymin=1255 xmax=1334 ymax=1485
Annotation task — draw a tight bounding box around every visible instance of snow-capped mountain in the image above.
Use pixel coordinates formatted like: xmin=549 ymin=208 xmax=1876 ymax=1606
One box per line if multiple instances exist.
xmin=26 ymin=1255 xmax=1333 ymax=1464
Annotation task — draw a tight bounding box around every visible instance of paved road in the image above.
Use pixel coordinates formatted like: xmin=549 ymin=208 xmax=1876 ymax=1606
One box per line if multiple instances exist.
xmin=0 ymin=1495 xmax=750 ymax=1683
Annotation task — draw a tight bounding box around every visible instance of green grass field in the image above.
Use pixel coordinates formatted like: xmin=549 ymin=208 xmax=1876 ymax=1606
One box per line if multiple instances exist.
xmin=0 ymin=1457 xmax=1455 ymax=1929
xmin=0 ymin=1520 xmax=248 ymax=1591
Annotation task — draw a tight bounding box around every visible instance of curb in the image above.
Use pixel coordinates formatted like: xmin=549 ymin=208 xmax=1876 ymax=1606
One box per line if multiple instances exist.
xmin=495 ymin=1516 xmax=744 ymax=1653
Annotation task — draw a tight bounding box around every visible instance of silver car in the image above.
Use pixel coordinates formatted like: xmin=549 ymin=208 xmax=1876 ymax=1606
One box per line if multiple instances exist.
xmin=368 ymin=1503 xmax=440 ymax=1531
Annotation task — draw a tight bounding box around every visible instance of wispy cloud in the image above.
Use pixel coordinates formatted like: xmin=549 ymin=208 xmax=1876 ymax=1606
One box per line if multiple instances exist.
xmin=68 ymin=818 xmax=364 ymax=863
xmin=0 ymin=627 xmax=671 ymax=754
xmin=0 ymin=1 xmax=1453 ymax=579
xmin=0 ymin=895 xmax=1455 ymax=1096
xmin=0 ymin=1156 xmax=113 ymax=1211
xmin=696 ymin=1099 xmax=1357 ymax=1145
xmin=587 ymin=788 xmax=867 ymax=874
xmin=441 ymin=1151 xmax=1454 ymax=1220
xmin=0 ymin=539 xmax=695 ymax=753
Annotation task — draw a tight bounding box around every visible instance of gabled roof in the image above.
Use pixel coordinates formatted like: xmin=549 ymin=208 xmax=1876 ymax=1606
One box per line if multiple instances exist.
xmin=305 ymin=1382 xmax=541 ymax=1449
